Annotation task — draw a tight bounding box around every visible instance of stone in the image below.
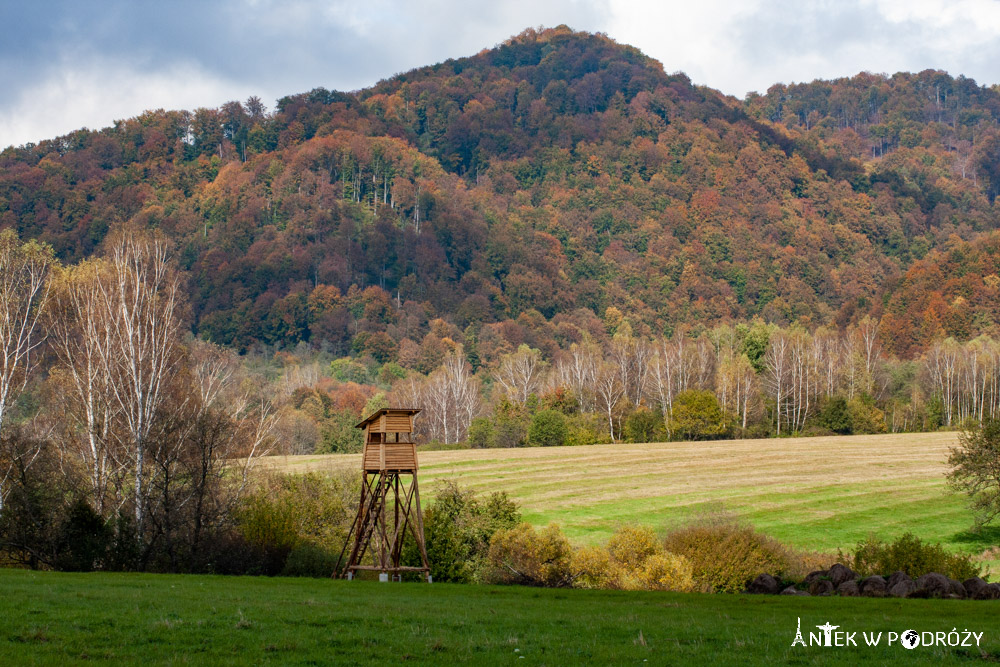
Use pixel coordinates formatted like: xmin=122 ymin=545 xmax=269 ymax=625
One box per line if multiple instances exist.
xmin=837 ymin=580 xmax=860 ymax=597
xmin=947 ymin=578 xmax=967 ymax=599
xmin=914 ymin=573 xmax=951 ymax=598
xmin=888 ymin=571 xmax=911 ymax=589
xmin=889 ymin=578 xmax=916 ymax=598
xmin=747 ymin=573 xmax=781 ymax=595
xmin=808 ymin=579 xmax=835 ymax=596
xmin=963 ymin=577 xmax=988 ymax=598
xmin=859 ymin=575 xmax=887 ymax=597
xmin=974 ymin=583 xmax=1000 ymax=600
xmin=803 ymin=570 xmax=829 ymax=586
xmin=828 ymin=563 xmax=856 ymax=587
xmin=781 ymin=586 xmax=810 ymax=596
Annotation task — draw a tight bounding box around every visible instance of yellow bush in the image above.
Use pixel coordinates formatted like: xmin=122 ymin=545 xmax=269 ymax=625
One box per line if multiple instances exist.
xmin=485 ymin=523 xmax=574 ymax=587
xmin=639 ymin=553 xmax=695 ymax=592
xmin=573 ymin=527 xmax=693 ymax=592
xmin=571 ymin=545 xmax=617 ymax=589
xmin=664 ymin=519 xmax=792 ymax=593
xmin=573 ymin=545 xmax=651 ymax=590
xmin=607 ymin=525 xmax=662 ymax=569
xmin=786 ymin=550 xmax=836 ymax=580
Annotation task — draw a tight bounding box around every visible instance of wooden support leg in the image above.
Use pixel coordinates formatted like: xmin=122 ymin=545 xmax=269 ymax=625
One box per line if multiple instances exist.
xmin=410 ymin=475 xmax=431 ymax=582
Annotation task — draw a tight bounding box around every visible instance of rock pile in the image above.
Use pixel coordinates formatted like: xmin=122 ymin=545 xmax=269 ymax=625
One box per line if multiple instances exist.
xmin=746 ymin=566 xmax=999 ymax=599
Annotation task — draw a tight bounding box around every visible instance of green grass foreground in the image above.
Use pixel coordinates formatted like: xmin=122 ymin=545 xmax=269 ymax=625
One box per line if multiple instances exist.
xmin=0 ymin=569 xmax=996 ymax=665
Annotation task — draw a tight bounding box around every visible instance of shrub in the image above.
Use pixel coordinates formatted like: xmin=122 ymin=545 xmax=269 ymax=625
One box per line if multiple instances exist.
xmin=53 ymin=498 xmax=112 ymax=572
xmin=282 ymin=541 xmax=342 ymax=577
xmin=0 ymin=431 xmax=87 ymax=570
xmin=104 ymin=513 xmax=141 ymax=572
xmin=564 ymin=413 xmax=604 ymax=447
xmin=844 ymin=532 xmax=982 ymax=581
xmin=848 ymin=396 xmax=886 ymax=434
xmin=663 ymin=518 xmax=793 ymax=593
xmin=494 ymin=414 xmax=529 ymax=448
xmin=572 ymin=526 xmax=694 ymax=592
xmin=484 ymin=523 xmax=574 ymax=587
xmin=668 ymin=390 xmax=729 ymax=441
xmin=815 ymin=396 xmax=851 ymax=434
xmin=402 ymin=481 xmax=521 ymax=583
xmin=420 ymin=439 xmax=471 ymax=451
xmin=607 ymin=525 xmax=661 ymax=570
xmin=206 ymin=532 xmax=272 ymax=576
xmin=529 ymin=410 xmax=568 ymax=447
xmin=786 ymin=550 xmax=839 ymax=581
xmin=949 ymin=417 xmax=1000 ymax=526
xmin=799 ymin=425 xmax=836 ymax=437
xmin=477 ymin=489 xmax=523 ymax=536
xmin=234 ymin=493 xmax=299 ymax=575
xmin=743 ymin=422 xmax=772 ymax=439
xmin=639 ymin=553 xmax=695 ymax=592
xmin=235 ymin=472 xmax=357 ymax=576
xmin=624 ymin=408 xmax=665 ymax=443
xmin=467 ymin=417 xmax=495 ymax=449
xmin=418 ymin=506 xmax=468 ymax=583
xmin=571 ymin=545 xmax=617 ymax=589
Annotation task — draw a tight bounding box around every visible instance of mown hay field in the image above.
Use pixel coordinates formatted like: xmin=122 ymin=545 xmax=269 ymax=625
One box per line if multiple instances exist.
xmin=264 ymin=432 xmax=998 ymax=566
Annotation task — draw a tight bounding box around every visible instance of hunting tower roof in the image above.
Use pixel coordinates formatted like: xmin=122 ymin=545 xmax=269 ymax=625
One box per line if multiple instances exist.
xmin=355 ymin=408 xmax=421 ymax=430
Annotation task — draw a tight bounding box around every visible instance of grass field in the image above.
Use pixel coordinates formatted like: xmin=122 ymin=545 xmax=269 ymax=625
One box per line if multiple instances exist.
xmin=0 ymin=569 xmax=996 ymax=665
xmin=265 ymin=432 xmax=1000 ymax=572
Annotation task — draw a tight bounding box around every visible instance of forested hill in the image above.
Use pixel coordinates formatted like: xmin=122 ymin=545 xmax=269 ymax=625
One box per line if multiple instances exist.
xmin=2 ymin=26 xmax=1000 ymax=359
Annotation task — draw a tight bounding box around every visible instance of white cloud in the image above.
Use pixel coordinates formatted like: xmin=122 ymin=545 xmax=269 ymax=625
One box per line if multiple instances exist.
xmin=605 ymin=0 xmax=756 ymax=92
xmin=606 ymin=0 xmax=1000 ymax=96
xmin=1 ymin=0 xmax=610 ymax=148
xmin=3 ymin=0 xmax=1000 ymax=148
xmin=0 ymin=56 xmax=251 ymax=147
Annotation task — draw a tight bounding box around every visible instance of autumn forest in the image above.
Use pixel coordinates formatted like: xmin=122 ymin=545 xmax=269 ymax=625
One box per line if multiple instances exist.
xmin=3 ymin=26 xmax=1000 ymax=454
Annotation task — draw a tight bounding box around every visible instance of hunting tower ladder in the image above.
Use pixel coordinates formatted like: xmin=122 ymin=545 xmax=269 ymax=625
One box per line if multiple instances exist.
xmin=339 ymin=408 xmax=431 ymax=582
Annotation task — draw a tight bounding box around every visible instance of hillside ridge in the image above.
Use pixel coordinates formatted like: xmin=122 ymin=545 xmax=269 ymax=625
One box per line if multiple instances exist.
xmin=1 ymin=26 xmax=998 ymax=356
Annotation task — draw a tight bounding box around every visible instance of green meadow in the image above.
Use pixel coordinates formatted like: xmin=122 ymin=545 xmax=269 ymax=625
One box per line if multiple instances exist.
xmin=3 ymin=432 xmax=998 ymax=665
xmin=0 ymin=569 xmax=996 ymax=665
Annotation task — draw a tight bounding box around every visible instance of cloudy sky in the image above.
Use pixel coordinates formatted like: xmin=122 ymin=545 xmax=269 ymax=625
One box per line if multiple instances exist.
xmin=2 ymin=0 xmax=999 ymax=149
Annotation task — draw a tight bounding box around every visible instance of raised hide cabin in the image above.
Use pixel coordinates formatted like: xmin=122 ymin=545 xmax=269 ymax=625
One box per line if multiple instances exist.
xmin=357 ymin=408 xmax=420 ymax=473
xmin=339 ymin=408 xmax=431 ymax=582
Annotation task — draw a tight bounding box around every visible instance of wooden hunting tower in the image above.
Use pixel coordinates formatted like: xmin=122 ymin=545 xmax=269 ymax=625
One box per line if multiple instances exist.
xmin=339 ymin=408 xmax=431 ymax=582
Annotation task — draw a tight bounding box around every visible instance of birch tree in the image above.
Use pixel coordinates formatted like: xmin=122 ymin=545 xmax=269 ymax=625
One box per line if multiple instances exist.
xmin=595 ymin=362 xmax=625 ymax=442
xmin=98 ymin=229 xmax=184 ymax=531
xmin=764 ymin=332 xmax=790 ymax=435
xmin=0 ymin=231 xmax=55 ymax=511
xmin=396 ymin=349 xmax=480 ymax=444
xmin=47 ymin=261 xmax=121 ymax=513
xmin=650 ymin=337 xmax=679 ymax=420
xmin=0 ymin=231 xmax=55 ymax=434
xmin=553 ymin=340 xmax=600 ymax=411
xmin=494 ymin=344 xmax=544 ymax=405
